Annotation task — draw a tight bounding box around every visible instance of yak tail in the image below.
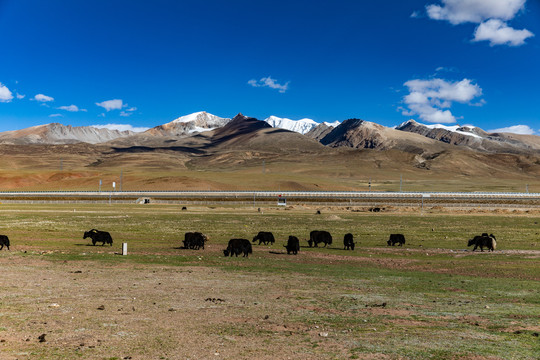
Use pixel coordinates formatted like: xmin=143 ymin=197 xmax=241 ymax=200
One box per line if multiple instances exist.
xmin=491 ymin=239 xmax=497 ymax=250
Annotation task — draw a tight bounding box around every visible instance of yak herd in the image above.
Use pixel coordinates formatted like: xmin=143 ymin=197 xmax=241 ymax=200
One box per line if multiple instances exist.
xmin=0 ymin=228 xmax=497 ymax=255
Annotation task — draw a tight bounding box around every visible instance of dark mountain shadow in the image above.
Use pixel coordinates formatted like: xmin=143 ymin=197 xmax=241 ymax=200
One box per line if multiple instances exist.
xmin=110 ymin=146 xmax=206 ymax=155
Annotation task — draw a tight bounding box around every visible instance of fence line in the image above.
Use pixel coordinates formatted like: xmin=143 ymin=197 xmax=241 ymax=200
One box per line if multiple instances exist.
xmin=1 ymin=198 xmax=540 ymax=210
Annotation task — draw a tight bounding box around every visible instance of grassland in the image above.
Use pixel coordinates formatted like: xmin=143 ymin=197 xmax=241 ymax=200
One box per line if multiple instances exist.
xmin=0 ymin=203 xmax=538 ymax=359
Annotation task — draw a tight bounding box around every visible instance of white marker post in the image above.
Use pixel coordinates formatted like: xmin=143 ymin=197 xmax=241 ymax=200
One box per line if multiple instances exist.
xmin=109 ymin=182 xmax=116 ymax=205
xmin=122 ymin=243 xmax=127 ymax=256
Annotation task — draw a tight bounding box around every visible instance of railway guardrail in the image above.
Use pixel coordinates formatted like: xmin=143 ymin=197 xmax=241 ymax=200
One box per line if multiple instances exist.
xmin=0 ymin=190 xmax=540 ymax=199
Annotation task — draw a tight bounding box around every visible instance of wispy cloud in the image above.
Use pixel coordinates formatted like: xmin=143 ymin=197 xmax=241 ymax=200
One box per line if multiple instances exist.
xmin=248 ymin=76 xmax=290 ymax=93
xmin=420 ymin=0 xmax=533 ymax=47
xmin=488 ymin=125 xmax=536 ymax=135
xmin=58 ymin=104 xmax=87 ymax=112
xmin=91 ymin=124 xmax=149 ymax=133
xmin=16 ymin=92 xmax=25 ymax=99
xmin=33 ymin=93 xmax=54 ymax=102
xmin=0 ymin=83 xmax=13 ymax=102
xmin=96 ymin=99 xmax=137 ymax=117
xmin=401 ymin=77 xmax=483 ymax=124
xmin=49 ymin=113 xmax=63 ymax=118
xmin=120 ymin=107 xmax=137 ymax=117
xmin=96 ymin=99 xmax=124 ymax=111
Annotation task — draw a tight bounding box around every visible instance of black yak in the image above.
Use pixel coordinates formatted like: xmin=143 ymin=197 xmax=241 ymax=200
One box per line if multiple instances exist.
xmin=183 ymin=232 xmax=208 ymax=250
xmin=223 ymin=239 xmax=252 ymax=257
xmin=83 ymin=229 xmax=113 ymax=246
xmin=308 ymin=230 xmax=332 ymax=247
xmin=344 ymin=233 xmax=355 ymax=250
xmin=387 ymin=234 xmax=405 ymax=246
xmin=468 ymin=234 xmax=496 ymax=252
xmin=0 ymin=235 xmax=10 ymax=250
xmin=284 ymin=236 xmax=300 ymax=255
xmin=252 ymin=231 xmax=275 ymax=245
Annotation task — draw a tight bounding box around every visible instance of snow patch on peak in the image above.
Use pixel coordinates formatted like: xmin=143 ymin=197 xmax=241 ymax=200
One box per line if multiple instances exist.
xmin=397 ymin=119 xmax=417 ymax=128
xmin=400 ymin=120 xmax=482 ymax=139
xmin=264 ymin=115 xmax=319 ymax=134
xmin=171 ymin=111 xmax=220 ymax=124
xmin=323 ymin=121 xmax=341 ymax=127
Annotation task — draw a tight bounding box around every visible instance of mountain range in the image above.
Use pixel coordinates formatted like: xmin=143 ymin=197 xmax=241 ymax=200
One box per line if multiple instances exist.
xmin=1 ymin=111 xmax=538 ymax=157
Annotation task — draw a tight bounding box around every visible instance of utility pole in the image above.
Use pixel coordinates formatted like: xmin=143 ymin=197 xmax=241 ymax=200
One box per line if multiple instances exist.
xmin=99 ymin=179 xmax=102 ymax=193
xmin=526 ymin=184 xmax=529 ymax=193
xmin=369 ymin=178 xmax=371 ymax=192
xmin=262 ymin=160 xmax=265 ymax=174
xmin=60 ymin=158 xmax=63 ymax=171
xmin=120 ymin=169 xmax=123 ymax=192
xmin=400 ymin=174 xmax=402 ymax=192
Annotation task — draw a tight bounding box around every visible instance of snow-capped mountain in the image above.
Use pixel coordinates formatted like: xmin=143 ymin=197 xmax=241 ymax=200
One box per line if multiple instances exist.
xmin=396 ymin=119 xmax=540 ymax=153
xmin=0 ymin=123 xmax=135 ymax=144
xmin=144 ymin=111 xmax=231 ymax=136
xmin=264 ymin=116 xmax=319 ymax=135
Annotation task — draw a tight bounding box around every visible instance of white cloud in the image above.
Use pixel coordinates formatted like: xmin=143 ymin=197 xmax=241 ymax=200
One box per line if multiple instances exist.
xmin=401 ymin=78 xmax=483 ymax=124
xmin=248 ymin=76 xmax=290 ymax=93
xmin=58 ymin=104 xmax=80 ymax=112
xmin=34 ymin=93 xmax=54 ymax=102
xmin=0 ymin=83 xmax=13 ymax=102
xmin=16 ymin=92 xmax=25 ymax=99
xmin=488 ymin=125 xmax=535 ymax=135
xmin=473 ymin=19 xmax=534 ymax=46
xmin=96 ymin=99 xmax=124 ymax=111
xmin=119 ymin=107 xmax=138 ymax=117
xmin=91 ymin=124 xmax=149 ymax=133
xmin=426 ymin=0 xmax=526 ymax=24
xmin=49 ymin=113 xmax=63 ymax=118
xmin=422 ymin=0 xmax=533 ymax=47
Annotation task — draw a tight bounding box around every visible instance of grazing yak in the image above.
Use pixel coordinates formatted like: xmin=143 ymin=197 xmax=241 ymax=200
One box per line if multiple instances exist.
xmin=252 ymin=231 xmax=275 ymax=245
xmin=183 ymin=232 xmax=208 ymax=250
xmin=223 ymin=239 xmax=253 ymax=257
xmin=284 ymin=236 xmax=300 ymax=255
xmin=343 ymin=233 xmax=355 ymax=250
xmin=308 ymin=230 xmax=332 ymax=247
xmin=0 ymin=235 xmax=10 ymax=250
xmin=468 ymin=234 xmax=496 ymax=252
xmin=387 ymin=234 xmax=405 ymax=246
xmin=83 ymin=229 xmax=113 ymax=246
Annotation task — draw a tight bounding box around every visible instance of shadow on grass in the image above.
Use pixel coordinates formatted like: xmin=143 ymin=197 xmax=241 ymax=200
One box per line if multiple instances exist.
xmin=172 ymin=247 xmax=206 ymax=251
xmin=268 ymin=251 xmax=288 ymax=255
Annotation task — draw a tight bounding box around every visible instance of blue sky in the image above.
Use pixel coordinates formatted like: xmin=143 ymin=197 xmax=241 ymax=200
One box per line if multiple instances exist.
xmin=0 ymin=0 xmax=538 ymax=134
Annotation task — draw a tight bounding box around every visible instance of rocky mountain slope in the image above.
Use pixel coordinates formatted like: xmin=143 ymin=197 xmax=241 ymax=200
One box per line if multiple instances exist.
xmin=320 ymin=119 xmax=443 ymax=152
xmin=305 ymin=122 xmax=335 ymax=141
xmin=0 ymin=123 xmax=135 ymax=144
xmin=396 ymin=120 xmax=540 ymax=154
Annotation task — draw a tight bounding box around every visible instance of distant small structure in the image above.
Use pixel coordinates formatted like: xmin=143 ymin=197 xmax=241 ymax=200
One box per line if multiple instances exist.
xmin=136 ymin=197 xmax=151 ymax=204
